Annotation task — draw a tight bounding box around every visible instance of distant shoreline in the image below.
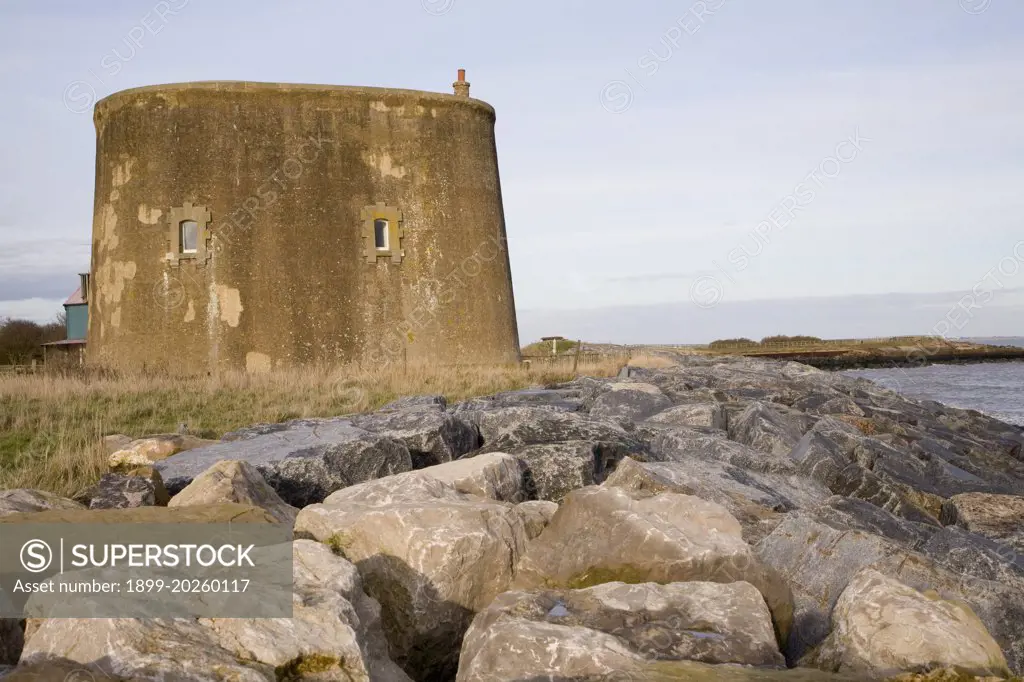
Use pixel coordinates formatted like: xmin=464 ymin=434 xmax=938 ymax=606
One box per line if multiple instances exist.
xmin=784 ymin=350 xmax=1024 ymax=371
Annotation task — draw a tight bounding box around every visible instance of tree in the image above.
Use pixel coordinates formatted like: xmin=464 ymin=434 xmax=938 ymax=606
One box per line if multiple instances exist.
xmin=708 ymin=338 xmax=758 ymax=349
xmin=0 ymin=312 xmax=66 ymax=365
xmin=761 ymin=335 xmax=822 ymax=344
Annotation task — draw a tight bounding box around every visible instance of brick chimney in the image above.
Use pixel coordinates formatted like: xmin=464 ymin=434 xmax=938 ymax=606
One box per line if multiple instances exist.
xmin=453 ymin=69 xmax=470 ymax=98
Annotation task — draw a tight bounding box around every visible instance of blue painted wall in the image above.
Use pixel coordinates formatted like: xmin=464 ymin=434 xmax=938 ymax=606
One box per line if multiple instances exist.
xmin=66 ymin=304 xmax=88 ymax=340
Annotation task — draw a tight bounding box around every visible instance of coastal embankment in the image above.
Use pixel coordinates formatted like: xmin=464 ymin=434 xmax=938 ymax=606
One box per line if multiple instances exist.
xmin=1 ymin=353 xmax=1022 ymax=680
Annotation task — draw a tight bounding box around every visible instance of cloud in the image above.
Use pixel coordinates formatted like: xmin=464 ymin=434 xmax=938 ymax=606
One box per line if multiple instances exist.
xmin=605 ymin=271 xmax=708 ymax=284
xmin=0 ymin=239 xmax=89 ymax=299
xmin=0 ymin=274 xmax=78 ymax=301
xmin=0 ymin=298 xmax=66 ymax=324
xmin=517 ymin=286 xmax=1024 ymax=345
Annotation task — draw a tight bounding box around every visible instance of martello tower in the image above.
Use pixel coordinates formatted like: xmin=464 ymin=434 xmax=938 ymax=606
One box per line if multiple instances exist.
xmin=87 ymin=72 xmax=520 ymax=373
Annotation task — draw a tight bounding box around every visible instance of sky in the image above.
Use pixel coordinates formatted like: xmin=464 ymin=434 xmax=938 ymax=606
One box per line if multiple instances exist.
xmin=1 ymin=0 xmax=1022 ymax=343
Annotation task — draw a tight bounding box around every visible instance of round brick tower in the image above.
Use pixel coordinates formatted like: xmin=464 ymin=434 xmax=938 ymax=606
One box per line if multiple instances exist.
xmin=87 ymin=75 xmax=520 ymax=373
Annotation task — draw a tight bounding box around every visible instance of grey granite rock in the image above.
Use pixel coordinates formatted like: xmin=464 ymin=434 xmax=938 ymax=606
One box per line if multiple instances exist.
xmin=644 ymin=402 xmax=728 ymax=431
xmin=0 ymin=490 xmax=83 ymax=517
xmin=350 ymin=408 xmax=479 ymax=469
xmin=168 ymin=460 xmax=298 ymax=525
xmin=729 ymin=402 xmax=806 ymax=456
xmin=20 ymin=540 xmax=411 ymax=682
xmin=790 ymin=391 xmax=864 ymax=417
xmin=808 ymin=495 xmax=938 ymax=549
xmin=512 ymin=486 xmax=794 ymax=649
xmin=604 ymin=456 xmax=831 ymax=543
xmin=155 ymin=421 xmax=412 ymax=507
xmin=466 ymin=405 xmax=646 ymax=456
xmin=457 ymin=581 xmax=784 ymax=681
xmin=587 ymin=382 xmax=673 ymax=422
xmin=296 ymin=471 xmax=528 ymax=681
xmin=418 ymin=452 xmax=530 ymax=503
xmin=378 ymin=394 xmax=447 ymax=413
xmin=76 ymin=472 xmax=161 ymax=510
xmin=756 ymin=513 xmax=1024 ymax=672
xmin=514 ymin=500 xmax=558 ymax=539
xmin=453 ymin=387 xmax=586 ymax=414
xmin=807 ymin=568 xmax=1010 ymax=680
xmin=918 ymin=525 xmax=1024 ymax=586
xmin=645 ymin=426 xmax=800 ymax=475
xmin=510 ymin=440 xmax=628 ymax=502
xmin=789 ymin=420 xmax=937 ymax=525
xmin=857 ymin=435 xmax=1010 ymax=500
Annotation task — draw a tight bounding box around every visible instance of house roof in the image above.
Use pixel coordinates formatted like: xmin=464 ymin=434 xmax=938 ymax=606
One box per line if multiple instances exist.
xmin=64 ymin=287 xmax=85 ymax=306
xmin=42 ymin=339 xmax=87 ymax=346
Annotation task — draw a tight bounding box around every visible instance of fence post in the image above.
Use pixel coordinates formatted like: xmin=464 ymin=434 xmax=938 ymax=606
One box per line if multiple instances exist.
xmin=572 ymin=340 xmax=582 ymax=376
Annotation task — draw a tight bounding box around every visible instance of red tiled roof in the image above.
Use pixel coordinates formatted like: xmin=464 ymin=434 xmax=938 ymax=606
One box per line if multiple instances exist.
xmin=64 ymin=287 xmax=85 ymax=305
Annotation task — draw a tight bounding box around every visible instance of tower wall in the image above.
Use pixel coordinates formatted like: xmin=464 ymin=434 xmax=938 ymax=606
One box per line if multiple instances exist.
xmin=87 ymin=81 xmax=520 ymax=373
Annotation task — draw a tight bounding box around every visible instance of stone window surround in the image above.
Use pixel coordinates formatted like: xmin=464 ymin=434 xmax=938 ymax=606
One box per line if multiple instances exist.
xmin=361 ymin=203 xmax=405 ymax=264
xmin=166 ymin=202 xmax=212 ymax=267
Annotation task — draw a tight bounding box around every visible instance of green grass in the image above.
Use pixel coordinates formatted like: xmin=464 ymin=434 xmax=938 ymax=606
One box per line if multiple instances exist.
xmin=0 ymin=358 xmax=624 ymax=497
xmin=522 ymin=339 xmax=580 ymax=356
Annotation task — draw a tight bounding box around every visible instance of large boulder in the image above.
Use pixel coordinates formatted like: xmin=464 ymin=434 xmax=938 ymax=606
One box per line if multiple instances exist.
xmin=102 ymin=433 xmax=133 ymax=455
xmin=167 ymin=460 xmax=298 ymax=526
xmin=457 ymin=580 xmax=784 ymax=681
xmin=645 ymin=402 xmax=728 ymax=431
xmin=511 ymin=486 xmax=794 ymax=648
xmin=855 ymin=435 xmax=1010 ymax=502
xmin=416 ymin=452 xmax=528 ymax=503
xmin=75 ymin=470 xmax=168 ymax=510
xmin=941 ymin=493 xmax=1024 ymax=554
xmin=453 ymin=387 xmax=587 ymax=414
xmin=378 ymin=395 xmax=447 ymax=413
xmin=916 ymin=526 xmax=1024 ymax=589
xmin=807 ymin=569 xmax=1011 ymax=680
xmin=295 ymin=471 xmax=529 ymax=681
xmin=107 ymin=433 xmax=216 ymax=470
xmin=19 ymin=540 xmax=411 ymax=682
xmin=807 ymin=496 xmax=937 ymax=550
xmin=587 ymin=382 xmax=673 ymax=422
xmin=789 ymin=419 xmax=937 ymax=525
xmin=0 ymin=490 xmax=83 ymax=517
xmin=791 ymin=392 xmax=866 ymax=418
xmin=465 ymin=406 xmax=644 ymax=455
xmin=644 ymin=426 xmax=800 ymax=475
xmin=349 ymin=407 xmax=479 ymax=469
xmin=154 ymin=421 xmax=413 ymax=507
xmin=603 ymin=457 xmax=831 ymax=543
xmin=729 ymin=402 xmax=806 ymax=456
xmin=756 ymin=514 xmax=1024 ymax=672
xmin=510 ymin=441 xmax=625 ymax=502
xmin=514 ymin=500 xmax=558 ymax=540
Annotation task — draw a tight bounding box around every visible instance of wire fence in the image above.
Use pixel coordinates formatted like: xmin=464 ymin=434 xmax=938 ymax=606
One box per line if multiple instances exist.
xmin=0 ymin=363 xmax=42 ymax=375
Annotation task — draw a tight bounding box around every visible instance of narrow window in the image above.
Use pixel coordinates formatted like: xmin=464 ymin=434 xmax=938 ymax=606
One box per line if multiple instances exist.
xmin=374 ymin=219 xmax=389 ymax=250
xmin=180 ymin=220 xmax=198 ymax=254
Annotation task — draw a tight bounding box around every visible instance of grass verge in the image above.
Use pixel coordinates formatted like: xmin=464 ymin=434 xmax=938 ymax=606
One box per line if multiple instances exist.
xmin=0 ymin=357 xmax=625 ymax=497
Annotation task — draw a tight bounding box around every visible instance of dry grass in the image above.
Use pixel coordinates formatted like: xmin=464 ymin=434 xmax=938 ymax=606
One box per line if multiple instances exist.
xmin=626 ymin=353 xmax=680 ymax=369
xmin=0 ymin=357 xmax=625 ymax=497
